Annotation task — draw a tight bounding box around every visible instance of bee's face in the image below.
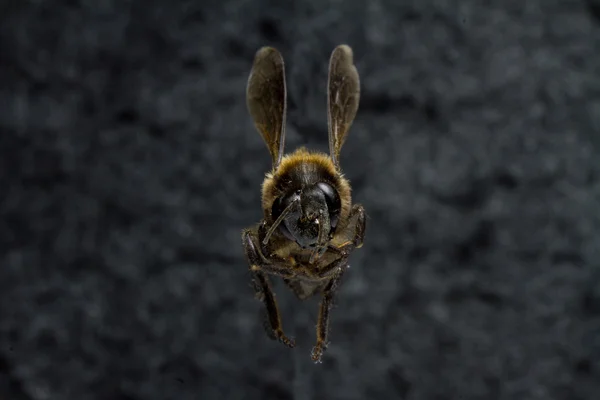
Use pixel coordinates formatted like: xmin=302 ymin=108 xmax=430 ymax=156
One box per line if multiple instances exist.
xmin=272 ymin=182 xmax=341 ymax=249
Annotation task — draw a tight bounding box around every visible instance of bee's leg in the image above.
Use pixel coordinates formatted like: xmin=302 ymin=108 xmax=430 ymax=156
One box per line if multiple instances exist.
xmin=310 ymin=205 xmax=365 ymax=361
xmin=311 ymin=263 xmax=348 ymax=363
xmin=350 ymin=203 xmax=366 ymax=249
xmin=251 ymin=270 xmax=295 ymax=348
xmin=242 ymin=229 xmax=296 ymax=348
xmin=328 ymin=203 xmax=366 ymax=256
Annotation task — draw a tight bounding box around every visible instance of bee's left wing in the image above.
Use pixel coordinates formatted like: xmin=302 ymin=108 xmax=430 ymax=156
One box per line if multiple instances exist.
xmin=246 ymin=47 xmax=287 ymax=169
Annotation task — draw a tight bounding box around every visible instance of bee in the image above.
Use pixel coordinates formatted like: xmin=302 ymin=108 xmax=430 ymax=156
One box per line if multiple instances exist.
xmin=241 ymin=44 xmax=365 ymax=363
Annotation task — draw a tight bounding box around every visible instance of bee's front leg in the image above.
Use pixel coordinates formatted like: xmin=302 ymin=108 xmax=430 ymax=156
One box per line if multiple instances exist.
xmin=351 ymin=203 xmax=366 ymax=249
xmin=242 ymin=228 xmax=296 ymax=349
xmin=329 ymin=203 xmax=366 ymax=256
xmin=311 ymin=263 xmax=348 ymax=363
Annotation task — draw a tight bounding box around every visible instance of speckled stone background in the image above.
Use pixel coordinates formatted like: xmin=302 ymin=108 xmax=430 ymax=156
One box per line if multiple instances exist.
xmin=1 ymin=0 xmax=599 ymax=399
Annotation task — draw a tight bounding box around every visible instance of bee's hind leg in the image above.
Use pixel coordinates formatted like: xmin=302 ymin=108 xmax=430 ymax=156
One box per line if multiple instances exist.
xmin=242 ymin=228 xmax=296 ymax=349
xmin=311 ymin=263 xmax=347 ymax=363
xmin=311 ymin=204 xmax=366 ymax=362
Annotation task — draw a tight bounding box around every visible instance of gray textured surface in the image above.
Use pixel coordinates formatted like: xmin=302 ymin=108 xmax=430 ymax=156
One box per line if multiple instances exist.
xmin=1 ymin=0 xmax=600 ymax=399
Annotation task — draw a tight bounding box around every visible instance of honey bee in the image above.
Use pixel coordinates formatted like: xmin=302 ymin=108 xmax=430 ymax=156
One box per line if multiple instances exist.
xmin=241 ymin=44 xmax=365 ymax=363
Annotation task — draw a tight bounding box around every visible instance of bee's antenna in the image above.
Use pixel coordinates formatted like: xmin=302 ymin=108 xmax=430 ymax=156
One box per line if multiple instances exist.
xmin=262 ymin=198 xmax=298 ymax=246
xmin=309 ymin=209 xmax=330 ymax=264
xmin=309 ymin=231 xmax=323 ymax=265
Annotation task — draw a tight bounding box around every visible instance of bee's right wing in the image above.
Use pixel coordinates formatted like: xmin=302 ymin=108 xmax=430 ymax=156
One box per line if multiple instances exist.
xmin=246 ymin=47 xmax=287 ymax=169
xmin=327 ymin=45 xmax=360 ymax=170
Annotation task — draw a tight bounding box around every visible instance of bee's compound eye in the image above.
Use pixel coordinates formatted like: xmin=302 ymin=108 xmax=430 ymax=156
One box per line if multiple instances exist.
xmin=271 ymin=197 xmax=283 ymax=220
xmin=270 ymin=191 xmax=300 ymax=242
xmin=272 ymin=193 xmax=297 ymax=221
xmin=316 ymin=182 xmax=340 ymax=211
xmin=316 ymin=182 xmax=341 ymax=228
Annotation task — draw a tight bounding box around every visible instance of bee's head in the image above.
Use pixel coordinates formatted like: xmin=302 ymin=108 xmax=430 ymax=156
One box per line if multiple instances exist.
xmin=269 ymin=182 xmax=341 ymax=249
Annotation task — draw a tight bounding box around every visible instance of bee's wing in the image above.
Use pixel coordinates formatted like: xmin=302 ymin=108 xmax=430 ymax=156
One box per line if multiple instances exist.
xmin=327 ymin=45 xmax=360 ymax=169
xmin=246 ymin=47 xmax=287 ymax=168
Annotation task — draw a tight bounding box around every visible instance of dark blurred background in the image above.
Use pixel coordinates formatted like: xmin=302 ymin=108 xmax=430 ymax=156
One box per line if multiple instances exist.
xmin=1 ymin=0 xmax=600 ymax=399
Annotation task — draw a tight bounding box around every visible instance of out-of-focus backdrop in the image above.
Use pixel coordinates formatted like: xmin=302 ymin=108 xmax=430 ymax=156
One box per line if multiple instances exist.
xmin=1 ymin=0 xmax=599 ymax=399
